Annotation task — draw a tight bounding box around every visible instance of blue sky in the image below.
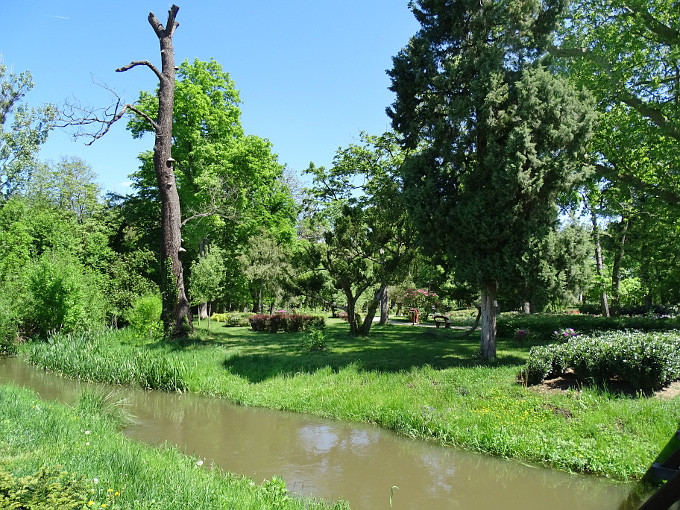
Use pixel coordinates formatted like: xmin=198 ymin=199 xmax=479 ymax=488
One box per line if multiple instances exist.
xmin=3 ymin=1 xmax=419 ymax=194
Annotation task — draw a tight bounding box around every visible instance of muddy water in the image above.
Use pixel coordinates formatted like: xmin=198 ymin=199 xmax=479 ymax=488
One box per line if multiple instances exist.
xmin=0 ymin=356 xmax=640 ymax=509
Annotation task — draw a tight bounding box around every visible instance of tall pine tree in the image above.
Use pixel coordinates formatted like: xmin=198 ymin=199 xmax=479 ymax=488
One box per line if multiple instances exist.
xmin=388 ymin=0 xmax=595 ymax=359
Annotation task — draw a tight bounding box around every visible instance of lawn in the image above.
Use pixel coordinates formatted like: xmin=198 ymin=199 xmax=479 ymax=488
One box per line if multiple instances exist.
xmin=19 ymin=318 xmax=680 ymax=482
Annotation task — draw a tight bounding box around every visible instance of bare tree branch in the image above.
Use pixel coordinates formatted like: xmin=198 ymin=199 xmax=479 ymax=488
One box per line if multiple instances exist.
xmin=116 ymin=60 xmax=162 ymax=82
xmin=58 ymin=80 xmax=158 ymax=145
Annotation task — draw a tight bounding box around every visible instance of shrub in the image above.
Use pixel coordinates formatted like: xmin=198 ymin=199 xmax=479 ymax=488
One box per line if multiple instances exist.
xmin=498 ymin=312 xmax=680 ymax=340
xmin=249 ymin=313 xmax=325 ymax=333
xmin=0 ymin=466 xmax=92 ymax=509
xmin=300 ymin=329 xmax=327 ymax=351
xmin=521 ymin=331 xmax=680 ymax=391
xmin=25 ymin=252 xmax=106 ymax=337
xmin=210 ymin=312 xmax=251 ymax=327
xmin=125 ymin=293 xmax=163 ymax=337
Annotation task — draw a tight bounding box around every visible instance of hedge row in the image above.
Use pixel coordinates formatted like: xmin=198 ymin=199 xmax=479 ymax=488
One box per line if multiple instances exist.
xmin=521 ymin=331 xmax=680 ymax=391
xmin=249 ymin=314 xmax=325 ymax=333
xmin=210 ymin=312 xmax=251 ymax=327
xmin=498 ymin=313 xmax=679 ymax=340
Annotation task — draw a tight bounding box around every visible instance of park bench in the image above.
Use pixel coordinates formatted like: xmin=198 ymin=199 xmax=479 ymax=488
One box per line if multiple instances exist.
xmin=433 ymin=315 xmax=451 ymax=329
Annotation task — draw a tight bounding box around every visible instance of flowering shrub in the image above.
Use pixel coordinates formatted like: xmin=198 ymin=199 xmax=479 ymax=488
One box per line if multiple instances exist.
xmin=514 ymin=329 xmax=531 ymax=342
xmin=553 ymin=328 xmax=578 ymax=342
xmin=249 ymin=314 xmax=325 ymax=333
xmin=402 ymin=288 xmax=440 ymax=319
xmin=520 ymin=331 xmax=680 ymax=390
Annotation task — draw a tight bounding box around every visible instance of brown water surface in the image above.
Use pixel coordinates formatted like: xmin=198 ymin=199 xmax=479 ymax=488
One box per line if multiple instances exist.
xmin=0 ymin=356 xmax=642 ymax=509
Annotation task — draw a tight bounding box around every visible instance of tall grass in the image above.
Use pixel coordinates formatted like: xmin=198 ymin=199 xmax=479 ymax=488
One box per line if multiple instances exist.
xmin=0 ymin=384 xmax=348 ymax=509
xmin=25 ymin=330 xmax=189 ymax=391
xmin=19 ymin=320 xmax=680 ymax=482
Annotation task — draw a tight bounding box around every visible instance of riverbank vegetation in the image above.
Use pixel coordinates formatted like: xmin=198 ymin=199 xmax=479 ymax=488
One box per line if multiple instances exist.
xmin=0 ymin=383 xmax=348 ymax=509
xmin=18 ymin=319 xmax=680 ymax=482
xmin=2 ymin=0 xmax=680 ymax=504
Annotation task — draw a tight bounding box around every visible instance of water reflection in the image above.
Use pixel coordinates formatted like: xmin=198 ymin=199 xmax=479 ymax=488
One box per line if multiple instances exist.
xmin=0 ymin=356 xmax=639 ymax=509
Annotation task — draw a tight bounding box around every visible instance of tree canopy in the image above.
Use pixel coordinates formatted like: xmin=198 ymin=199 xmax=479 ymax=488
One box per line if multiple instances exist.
xmin=388 ymin=0 xmax=596 ymax=358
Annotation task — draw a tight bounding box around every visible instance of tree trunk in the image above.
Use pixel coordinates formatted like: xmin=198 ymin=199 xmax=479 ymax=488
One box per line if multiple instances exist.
xmin=521 ymin=301 xmax=531 ymax=314
xmin=149 ymin=5 xmax=192 ymax=338
xmin=345 ymin=293 xmax=359 ymax=336
xmin=591 ymin=207 xmax=610 ymax=317
xmin=358 ymin=284 xmax=386 ymax=335
xmin=379 ymin=285 xmax=389 ymax=325
xmin=197 ymin=302 xmax=209 ymax=320
xmin=610 ymin=217 xmax=629 ymax=316
xmin=480 ymin=280 xmax=497 ymax=360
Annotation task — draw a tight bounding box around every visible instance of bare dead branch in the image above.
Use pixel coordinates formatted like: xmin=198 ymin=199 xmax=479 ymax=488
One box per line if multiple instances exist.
xmin=116 ymin=60 xmax=163 ymax=82
xmin=57 ymin=79 xmax=159 ymax=145
xmin=148 ymin=5 xmax=179 ymax=39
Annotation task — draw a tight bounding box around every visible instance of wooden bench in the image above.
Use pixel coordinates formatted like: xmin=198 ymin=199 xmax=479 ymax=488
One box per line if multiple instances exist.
xmin=433 ymin=315 xmax=451 ymax=329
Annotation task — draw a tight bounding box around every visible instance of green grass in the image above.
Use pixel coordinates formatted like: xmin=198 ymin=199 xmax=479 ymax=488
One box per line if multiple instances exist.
xmin=0 ymin=384 xmax=348 ymax=509
xmin=17 ymin=319 xmax=680 ymax=482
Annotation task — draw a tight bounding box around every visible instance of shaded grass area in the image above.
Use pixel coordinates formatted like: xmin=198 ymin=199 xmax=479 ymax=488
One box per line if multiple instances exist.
xmin=0 ymin=384 xmax=348 ymax=509
xmin=19 ymin=319 xmax=680 ymax=482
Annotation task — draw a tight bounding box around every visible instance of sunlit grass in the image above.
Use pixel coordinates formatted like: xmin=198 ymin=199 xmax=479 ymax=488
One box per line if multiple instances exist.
xmin=0 ymin=384 xmax=348 ymax=509
xmin=18 ymin=319 xmax=680 ymax=482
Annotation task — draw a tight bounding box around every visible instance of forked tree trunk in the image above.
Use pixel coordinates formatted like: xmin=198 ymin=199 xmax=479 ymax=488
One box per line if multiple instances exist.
xmin=149 ymin=5 xmax=192 ymax=337
xmin=480 ymin=279 xmax=497 ymax=360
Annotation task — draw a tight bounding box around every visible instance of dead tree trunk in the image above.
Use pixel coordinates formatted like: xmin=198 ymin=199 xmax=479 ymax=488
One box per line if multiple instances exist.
xmin=144 ymin=5 xmax=191 ymax=337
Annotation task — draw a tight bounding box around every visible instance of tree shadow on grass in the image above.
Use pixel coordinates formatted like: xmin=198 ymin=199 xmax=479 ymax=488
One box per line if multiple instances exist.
xmin=222 ymin=325 xmax=527 ymax=383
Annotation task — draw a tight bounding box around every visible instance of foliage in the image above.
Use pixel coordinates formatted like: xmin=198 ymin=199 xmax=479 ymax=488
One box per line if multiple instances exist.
xmin=303 ymin=132 xmax=415 ymax=335
xmin=25 ymin=251 xmax=106 ymax=337
xmin=401 ymin=288 xmax=440 ymax=319
xmin=188 ymin=245 xmax=227 ymax=307
xmin=388 ymin=0 xmax=597 ymax=358
xmin=249 ymin=313 xmax=325 ymax=333
xmin=497 ymin=312 xmax=680 ymax=340
xmin=0 ymin=466 xmax=91 ymax=509
xmin=210 ymin=312 xmax=251 ymax=327
xmin=300 ymin=328 xmax=327 ymax=352
xmin=125 ymin=293 xmax=163 ymax=337
xmin=0 ymin=64 xmax=56 ymax=199
xmin=522 ymin=331 xmax=680 ymax=390
xmin=26 ymin=330 xmax=189 ymax=391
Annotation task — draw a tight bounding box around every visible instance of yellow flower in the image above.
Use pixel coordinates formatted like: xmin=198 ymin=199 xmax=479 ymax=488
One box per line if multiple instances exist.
xmin=88 ymin=502 xmax=94 ymax=507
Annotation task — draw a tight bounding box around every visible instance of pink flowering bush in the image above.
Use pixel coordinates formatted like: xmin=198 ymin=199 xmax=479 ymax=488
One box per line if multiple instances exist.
xmin=402 ymin=288 xmax=440 ymax=319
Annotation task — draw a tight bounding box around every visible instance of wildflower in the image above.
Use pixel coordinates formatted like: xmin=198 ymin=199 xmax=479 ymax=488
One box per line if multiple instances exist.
xmin=195 ymin=459 xmax=204 ymax=466
xmin=88 ymin=502 xmax=94 ymax=507
xmin=85 ymin=430 xmax=91 ymax=435
xmin=93 ymin=478 xmax=99 ymax=485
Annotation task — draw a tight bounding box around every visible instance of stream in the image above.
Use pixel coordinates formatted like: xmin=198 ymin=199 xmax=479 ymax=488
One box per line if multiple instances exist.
xmin=0 ymin=356 xmax=644 ymax=509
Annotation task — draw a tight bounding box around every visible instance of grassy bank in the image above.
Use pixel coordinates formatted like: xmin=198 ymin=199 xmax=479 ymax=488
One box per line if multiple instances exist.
xmin=0 ymin=383 xmax=347 ymax=509
xmin=19 ymin=320 xmax=680 ymax=482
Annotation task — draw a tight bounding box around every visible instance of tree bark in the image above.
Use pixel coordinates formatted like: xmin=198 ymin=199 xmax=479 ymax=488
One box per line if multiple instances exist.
xmin=480 ymin=280 xmax=497 ymax=360
xmin=591 ymin=207 xmax=610 ymax=317
xmin=358 ymin=284 xmax=387 ymax=335
xmin=379 ymin=285 xmax=389 ymax=325
xmin=610 ymin=217 xmax=630 ymax=316
xmin=148 ymin=5 xmax=192 ymax=337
